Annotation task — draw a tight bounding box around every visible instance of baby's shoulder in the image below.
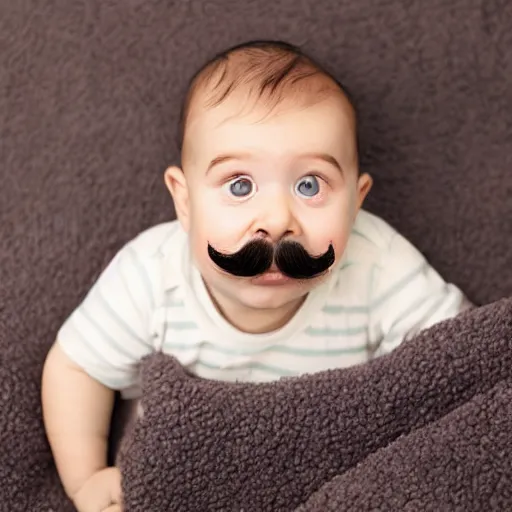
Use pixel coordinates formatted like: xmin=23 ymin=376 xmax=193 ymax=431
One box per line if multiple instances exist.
xmin=127 ymin=220 xmax=184 ymax=259
xmin=114 ymin=220 xmax=186 ymax=294
xmin=327 ymin=211 xmax=407 ymax=301
xmin=344 ymin=209 xmax=398 ymax=265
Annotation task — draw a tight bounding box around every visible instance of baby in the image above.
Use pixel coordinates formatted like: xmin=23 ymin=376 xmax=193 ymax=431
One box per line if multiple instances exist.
xmin=42 ymin=40 xmax=470 ymax=512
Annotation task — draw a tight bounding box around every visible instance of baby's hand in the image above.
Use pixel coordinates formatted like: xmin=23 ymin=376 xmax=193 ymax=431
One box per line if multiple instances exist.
xmin=72 ymin=467 xmax=123 ymax=512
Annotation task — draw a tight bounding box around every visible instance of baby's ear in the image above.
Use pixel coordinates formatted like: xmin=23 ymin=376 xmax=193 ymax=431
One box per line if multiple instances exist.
xmin=355 ymin=172 xmax=373 ymax=211
xmin=164 ymin=166 xmax=190 ymax=231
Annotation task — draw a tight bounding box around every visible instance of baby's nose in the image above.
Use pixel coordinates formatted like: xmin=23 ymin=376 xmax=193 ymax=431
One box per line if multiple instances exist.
xmin=255 ymin=194 xmax=299 ymax=242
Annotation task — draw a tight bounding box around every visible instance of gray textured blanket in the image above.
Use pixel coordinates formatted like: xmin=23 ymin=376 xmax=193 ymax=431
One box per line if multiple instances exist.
xmin=117 ymin=299 xmax=512 ymax=511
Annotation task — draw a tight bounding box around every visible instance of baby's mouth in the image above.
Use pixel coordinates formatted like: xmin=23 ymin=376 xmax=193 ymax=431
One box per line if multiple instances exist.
xmin=250 ymin=267 xmax=292 ymax=286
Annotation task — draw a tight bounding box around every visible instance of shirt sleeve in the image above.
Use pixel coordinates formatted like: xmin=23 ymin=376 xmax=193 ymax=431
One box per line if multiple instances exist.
xmin=57 ymin=242 xmax=158 ymax=390
xmin=368 ymin=232 xmax=473 ymax=357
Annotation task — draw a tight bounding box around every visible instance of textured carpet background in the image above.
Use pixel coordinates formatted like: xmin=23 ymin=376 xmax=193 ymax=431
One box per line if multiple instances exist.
xmin=0 ymin=0 xmax=511 ymax=510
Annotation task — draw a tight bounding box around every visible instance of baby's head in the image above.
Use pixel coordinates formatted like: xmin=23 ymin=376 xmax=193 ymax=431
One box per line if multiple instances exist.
xmin=165 ymin=40 xmax=372 ymax=317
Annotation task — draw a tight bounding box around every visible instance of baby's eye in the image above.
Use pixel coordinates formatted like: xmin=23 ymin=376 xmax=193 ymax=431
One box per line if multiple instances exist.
xmin=295 ymin=175 xmax=320 ymax=197
xmin=224 ymin=176 xmax=255 ymax=198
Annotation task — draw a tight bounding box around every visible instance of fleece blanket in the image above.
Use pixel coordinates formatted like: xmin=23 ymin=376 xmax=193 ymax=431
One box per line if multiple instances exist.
xmin=115 ymin=298 xmax=512 ymax=511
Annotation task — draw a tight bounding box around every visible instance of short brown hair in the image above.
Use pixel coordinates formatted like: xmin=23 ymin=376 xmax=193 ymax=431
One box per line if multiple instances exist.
xmin=178 ymin=40 xmax=355 ymax=151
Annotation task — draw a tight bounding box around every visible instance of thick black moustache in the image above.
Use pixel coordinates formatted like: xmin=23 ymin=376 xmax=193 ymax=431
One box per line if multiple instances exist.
xmin=207 ymin=238 xmax=335 ymax=279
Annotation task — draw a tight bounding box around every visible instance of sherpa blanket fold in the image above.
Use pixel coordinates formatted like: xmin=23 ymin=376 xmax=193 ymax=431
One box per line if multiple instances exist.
xmin=0 ymin=299 xmax=511 ymax=511
xmin=118 ymin=298 xmax=512 ymax=511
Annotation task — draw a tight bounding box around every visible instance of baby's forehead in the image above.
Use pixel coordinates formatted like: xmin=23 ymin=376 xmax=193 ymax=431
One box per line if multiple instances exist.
xmin=183 ymin=89 xmax=358 ymax=174
xmin=187 ymin=84 xmax=352 ymax=134
xmin=185 ymin=77 xmax=354 ymax=146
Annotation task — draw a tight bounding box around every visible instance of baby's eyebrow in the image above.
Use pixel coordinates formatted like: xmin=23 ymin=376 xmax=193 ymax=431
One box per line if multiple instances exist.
xmin=301 ymin=153 xmax=343 ymax=174
xmin=206 ymin=153 xmax=253 ymax=174
xmin=205 ymin=152 xmax=343 ymax=174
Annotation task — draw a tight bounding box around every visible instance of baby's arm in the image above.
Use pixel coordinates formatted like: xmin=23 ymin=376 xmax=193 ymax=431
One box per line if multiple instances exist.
xmin=42 ymin=342 xmax=117 ymax=501
xmin=41 ymin=234 xmax=161 ymax=509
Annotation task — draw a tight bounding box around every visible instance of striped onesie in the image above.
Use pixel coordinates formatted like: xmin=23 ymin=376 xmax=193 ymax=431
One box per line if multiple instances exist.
xmin=58 ymin=209 xmax=469 ymax=398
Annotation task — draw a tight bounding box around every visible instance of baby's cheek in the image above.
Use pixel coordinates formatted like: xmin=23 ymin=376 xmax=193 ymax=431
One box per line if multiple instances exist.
xmin=189 ymin=214 xmax=245 ymax=262
xmin=328 ymin=223 xmax=354 ymax=265
xmin=198 ymin=203 xmax=252 ymax=241
xmin=307 ymin=208 xmax=351 ymax=244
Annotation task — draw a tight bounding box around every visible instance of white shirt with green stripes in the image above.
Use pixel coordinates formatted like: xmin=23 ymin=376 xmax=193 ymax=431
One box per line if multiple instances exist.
xmin=58 ymin=209 xmax=470 ymax=398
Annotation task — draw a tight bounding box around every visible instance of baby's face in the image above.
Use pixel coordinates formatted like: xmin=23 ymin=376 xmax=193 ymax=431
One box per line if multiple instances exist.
xmin=167 ymin=90 xmax=371 ymax=313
